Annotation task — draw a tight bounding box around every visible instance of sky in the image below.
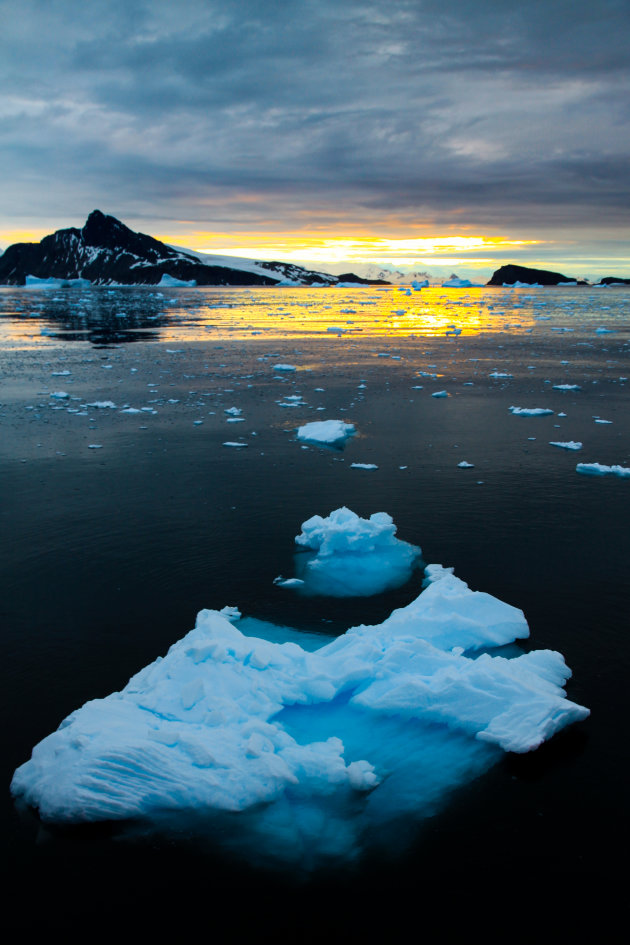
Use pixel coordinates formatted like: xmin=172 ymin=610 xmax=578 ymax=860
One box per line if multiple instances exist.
xmin=1 ymin=0 xmax=629 ymax=281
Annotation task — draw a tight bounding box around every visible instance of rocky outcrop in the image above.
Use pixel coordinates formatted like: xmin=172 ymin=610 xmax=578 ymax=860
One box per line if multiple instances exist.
xmin=0 ymin=211 xmax=355 ymax=287
xmin=487 ymin=264 xmax=587 ymax=286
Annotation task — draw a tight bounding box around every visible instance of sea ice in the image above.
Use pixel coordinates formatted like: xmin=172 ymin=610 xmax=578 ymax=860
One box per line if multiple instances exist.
xmin=576 ymin=463 xmax=630 ymax=478
xmin=432 ymin=390 xmax=448 ymax=398
xmin=292 ymin=507 xmax=421 ymax=597
xmin=297 ymin=420 xmax=355 ymax=447
xmin=350 ymin=463 xmax=378 ymax=470
xmin=550 ymin=441 xmax=582 ymax=450
xmin=11 ymin=543 xmax=588 ymax=869
xmin=509 ymin=407 xmax=554 ymax=416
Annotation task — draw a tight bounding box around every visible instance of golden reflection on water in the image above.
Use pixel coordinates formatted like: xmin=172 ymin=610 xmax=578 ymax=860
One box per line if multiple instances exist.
xmin=160 ymin=286 xmax=540 ymax=343
xmin=0 ymin=285 xmax=551 ymax=350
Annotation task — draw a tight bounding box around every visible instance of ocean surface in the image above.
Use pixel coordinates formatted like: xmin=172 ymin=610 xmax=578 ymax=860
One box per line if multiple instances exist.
xmin=2 ymin=285 xmax=628 ymax=940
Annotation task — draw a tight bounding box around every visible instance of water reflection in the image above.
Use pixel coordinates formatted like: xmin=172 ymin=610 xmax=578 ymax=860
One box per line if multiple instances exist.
xmin=0 ymin=284 xmax=627 ymax=349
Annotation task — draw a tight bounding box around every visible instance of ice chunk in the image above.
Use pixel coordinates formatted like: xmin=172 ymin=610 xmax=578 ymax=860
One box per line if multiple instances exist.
xmin=350 ymin=463 xmax=378 ymax=470
xmin=158 ymin=274 xmax=196 ymax=287
xmin=457 ymin=461 xmax=475 ymax=468
xmin=273 ymin=364 xmax=297 ymax=372
xmin=576 ymin=462 xmax=630 ymax=478
xmin=293 ymin=507 xmax=421 ymax=596
xmin=11 ymin=561 xmax=588 ymax=868
xmin=553 ymin=384 xmax=581 ymax=391
xmin=297 ymin=420 xmax=355 ymax=447
xmin=509 ymin=406 xmax=554 ymax=416
xmin=550 ymin=441 xmax=582 ymax=450
xmin=432 ymin=390 xmax=448 ymax=398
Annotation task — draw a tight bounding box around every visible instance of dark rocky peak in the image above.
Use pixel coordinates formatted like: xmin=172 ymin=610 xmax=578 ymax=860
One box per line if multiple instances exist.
xmin=80 ymin=210 xmax=179 ymax=262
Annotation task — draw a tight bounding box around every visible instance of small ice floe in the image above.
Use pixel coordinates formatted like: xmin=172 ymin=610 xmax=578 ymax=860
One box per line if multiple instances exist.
xmin=224 ymin=407 xmax=242 ymax=416
xmin=576 ymin=463 xmax=630 ymax=478
xmin=509 ymin=406 xmax=554 ymax=416
xmin=86 ymin=401 xmax=117 ymax=409
xmin=293 ymin=507 xmax=421 ymax=597
xmin=273 ymin=577 xmax=306 ymax=588
xmin=120 ymin=407 xmax=141 ymax=414
xmin=595 ymin=327 xmax=614 ymax=334
xmin=488 ymin=372 xmax=513 ymax=378
xmin=87 ymin=444 xmax=103 ymax=449
xmin=549 ymin=441 xmax=582 ymax=450
xmin=51 ymin=370 xmax=71 ymax=377
xmin=273 ymin=364 xmax=297 ymax=372
xmin=432 ymin=390 xmax=448 ymax=398
xmin=297 ymin=420 xmax=355 ymax=447
xmin=351 ymin=463 xmax=378 ymax=470
xmin=50 ymin=391 xmax=69 ymax=399
xmin=457 ymin=461 xmax=475 ymax=468
xmin=553 ymin=384 xmax=581 ymax=391
xmin=594 ymin=419 xmax=612 ymax=424
xmin=223 ymin=442 xmax=248 ymax=448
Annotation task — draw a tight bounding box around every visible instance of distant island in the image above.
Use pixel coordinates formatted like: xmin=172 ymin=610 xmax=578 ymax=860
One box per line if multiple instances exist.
xmin=0 ymin=210 xmax=390 ymax=287
xmin=487 ymin=264 xmax=628 ymax=287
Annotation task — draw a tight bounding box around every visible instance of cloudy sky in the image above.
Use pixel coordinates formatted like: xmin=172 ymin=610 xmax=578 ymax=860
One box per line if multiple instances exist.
xmin=1 ymin=0 xmax=629 ymax=279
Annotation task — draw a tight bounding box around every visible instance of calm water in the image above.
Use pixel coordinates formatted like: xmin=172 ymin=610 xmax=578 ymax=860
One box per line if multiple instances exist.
xmin=2 ymin=285 xmax=629 ymax=939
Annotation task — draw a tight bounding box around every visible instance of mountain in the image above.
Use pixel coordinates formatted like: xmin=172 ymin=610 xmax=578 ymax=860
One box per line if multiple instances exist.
xmin=487 ymin=264 xmax=588 ymax=286
xmin=0 ymin=211 xmax=383 ymax=287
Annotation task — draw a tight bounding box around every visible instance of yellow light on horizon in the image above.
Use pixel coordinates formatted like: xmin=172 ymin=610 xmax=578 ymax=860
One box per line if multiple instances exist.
xmin=158 ymin=231 xmax=543 ymax=267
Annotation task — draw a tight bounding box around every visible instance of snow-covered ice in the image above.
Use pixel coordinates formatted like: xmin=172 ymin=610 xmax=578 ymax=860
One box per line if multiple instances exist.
xmin=350 ymin=463 xmax=378 ymax=470
xmin=297 ymin=420 xmax=356 ymax=447
xmin=11 ymin=534 xmax=589 ymax=868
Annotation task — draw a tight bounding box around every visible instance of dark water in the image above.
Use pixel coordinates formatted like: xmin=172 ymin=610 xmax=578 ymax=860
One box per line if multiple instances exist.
xmin=2 ymin=286 xmax=628 ymax=939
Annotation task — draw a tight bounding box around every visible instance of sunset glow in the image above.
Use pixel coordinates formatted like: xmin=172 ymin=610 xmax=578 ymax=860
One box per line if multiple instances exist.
xmin=158 ymin=232 xmax=542 ymax=267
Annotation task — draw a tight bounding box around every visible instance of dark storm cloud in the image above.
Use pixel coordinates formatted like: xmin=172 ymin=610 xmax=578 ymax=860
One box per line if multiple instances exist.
xmin=1 ymin=0 xmax=629 ymax=235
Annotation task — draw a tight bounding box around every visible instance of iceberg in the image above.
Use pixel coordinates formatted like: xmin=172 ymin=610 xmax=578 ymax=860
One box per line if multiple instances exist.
xmin=293 ymin=508 xmax=421 ymax=596
xmin=158 ymin=274 xmax=196 ymax=287
xmin=297 ymin=420 xmax=356 ymax=447
xmin=11 ymin=550 xmax=588 ymax=869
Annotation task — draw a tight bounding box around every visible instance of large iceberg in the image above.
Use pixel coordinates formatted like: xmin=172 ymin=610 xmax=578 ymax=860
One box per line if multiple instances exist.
xmin=12 ymin=537 xmax=588 ymax=869
xmin=291 ymin=507 xmax=421 ymax=596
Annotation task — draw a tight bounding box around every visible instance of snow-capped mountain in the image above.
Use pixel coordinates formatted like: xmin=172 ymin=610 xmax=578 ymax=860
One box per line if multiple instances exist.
xmin=0 ymin=211 xmax=382 ymax=287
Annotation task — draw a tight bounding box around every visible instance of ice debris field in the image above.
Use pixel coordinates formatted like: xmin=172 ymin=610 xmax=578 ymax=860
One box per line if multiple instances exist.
xmin=11 ymin=509 xmax=589 ymax=869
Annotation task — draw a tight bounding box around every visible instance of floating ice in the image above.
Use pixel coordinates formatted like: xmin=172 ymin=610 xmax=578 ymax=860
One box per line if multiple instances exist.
xmin=11 ymin=552 xmax=588 ymax=869
xmin=457 ymin=461 xmax=475 ymax=468
xmin=50 ymin=391 xmax=69 ymax=399
xmin=432 ymin=390 xmax=448 ymax=398
xmin=222 ymin=441 xmax=248 ymax=448
xmin=576 ymin=462 xmax=630 ymax=478
xmin=550 ymin=441 xmax=582 ymax=450
xmin=87 ymin=401 xmax=117 ymax=409
xmin=297 ymin=420 xmax=355 ymax=447
xmin=273 ymin=364 xmax=297 ymax=372
xmin=509 ymin=406 xmax=554 ymax=416
xmin=158 ymin=274 xmax=196 ymax=287
xmin=351 ymin=463 xmax=378 ymax=470
xmin=553 ymin=384 xmax=581 ymax=391
xmin=292 ymin=508 xmax=421 ymax=597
